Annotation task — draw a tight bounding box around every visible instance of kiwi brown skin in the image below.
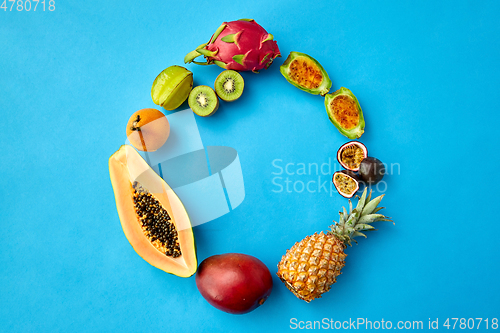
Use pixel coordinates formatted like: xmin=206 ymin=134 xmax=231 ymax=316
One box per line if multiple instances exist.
xmin=214 ymin=70 xmax=244 ymax=102
xmin=188 ymin=85 xmax=219 ymax=117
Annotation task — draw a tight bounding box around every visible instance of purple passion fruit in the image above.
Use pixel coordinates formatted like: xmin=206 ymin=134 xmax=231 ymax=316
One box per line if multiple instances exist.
xmin=359 ymin=157 xmax=385 ymax=184
xmin=196 ymin=253 xmax=273 ymax=314
xmin=324 ymin=87 xmax=365 ymax=139
xmin=337 ymin=141 xmax=368 ymax=172
xmin=332 ymin=170 xmax=359 ymax=198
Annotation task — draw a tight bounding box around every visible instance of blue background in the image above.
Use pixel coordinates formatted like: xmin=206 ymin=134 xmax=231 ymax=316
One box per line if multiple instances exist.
xmin=1 ymin=1 xmax=499 ymax=331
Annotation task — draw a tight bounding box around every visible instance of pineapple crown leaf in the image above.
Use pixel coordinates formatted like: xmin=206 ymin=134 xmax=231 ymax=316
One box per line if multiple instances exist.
xmin=355 ymin=223 xmax=375 ymax=231
xmin=345 ymin=209 xmax=359 ymax=228
xmin=358 ymin=214 xmax=389 ymax=224
xmin=355 ymin=189 xmax=368 ymax=211
xmin=361 ymin=194 xmax=385 ymax=217
xmin=351 ymin=231 xmax=367 ymax=239
xmin=339 ymin=211 xmax=346 ymax=225
xmin=328 ymin=188 xmax=391 ymax=246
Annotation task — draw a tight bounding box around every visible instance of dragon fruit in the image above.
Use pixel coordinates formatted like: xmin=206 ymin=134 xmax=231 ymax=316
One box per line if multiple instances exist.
xmin=184 ymin=19 xmax=281 ymax=73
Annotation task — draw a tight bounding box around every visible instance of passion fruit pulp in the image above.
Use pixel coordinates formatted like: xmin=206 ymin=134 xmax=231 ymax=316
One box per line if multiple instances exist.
xmin=332 ymin=170 xmax=359 ymax=198
xmin=359 ymin=157 xmax=385 ymax=184
xmin=337 ymin=141 xmax=368 ymax=172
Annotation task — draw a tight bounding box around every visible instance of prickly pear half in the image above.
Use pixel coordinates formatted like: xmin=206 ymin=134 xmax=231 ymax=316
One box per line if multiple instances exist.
xmin=280 ymin=51 xmax=332 ymax=96
xmin=184 ymin=19 xmax=281 ymax=73
xmin=325 ymin=87 xmax=365 ymax=139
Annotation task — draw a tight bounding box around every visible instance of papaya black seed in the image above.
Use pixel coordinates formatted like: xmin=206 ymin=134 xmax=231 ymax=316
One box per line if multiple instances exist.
xmin=132 ymin=182 xmax=181 ymax=258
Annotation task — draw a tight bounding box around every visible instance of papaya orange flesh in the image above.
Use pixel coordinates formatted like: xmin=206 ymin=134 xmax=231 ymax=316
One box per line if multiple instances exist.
xmin=109 ymin=145 xmax=197 ymax=277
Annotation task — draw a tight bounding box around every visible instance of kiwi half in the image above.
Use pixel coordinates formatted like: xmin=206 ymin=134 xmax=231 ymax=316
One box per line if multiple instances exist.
xmin=188 ymin=85 xmax=219 ymax=117
xmin=214 ymin=70 xmax=244 ymax=102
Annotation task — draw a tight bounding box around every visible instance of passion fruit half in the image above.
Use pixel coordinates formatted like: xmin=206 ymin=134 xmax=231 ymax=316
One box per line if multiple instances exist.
xmin=359 ymin=157 xmax=385 ymax=184
xmin=332 ymin=170 xmax=359 ymax=198
xmin=337 ymin=141 xmax=368 ymax=172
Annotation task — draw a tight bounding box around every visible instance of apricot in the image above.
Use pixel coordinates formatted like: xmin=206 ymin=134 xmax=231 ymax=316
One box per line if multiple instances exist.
xmin=126 ymin=108 xmax=170 ymax=152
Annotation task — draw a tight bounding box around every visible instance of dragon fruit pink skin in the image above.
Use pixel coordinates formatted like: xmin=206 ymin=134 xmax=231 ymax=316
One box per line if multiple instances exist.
xmin=184 ymin=19 xmax=281 ymax=73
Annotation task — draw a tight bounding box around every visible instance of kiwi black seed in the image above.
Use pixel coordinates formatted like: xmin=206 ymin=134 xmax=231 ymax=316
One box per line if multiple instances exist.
xmin=214 ymin=70 xmax=244 ymax=102
xmin=188 ymin=85 xmax=219 ymax=117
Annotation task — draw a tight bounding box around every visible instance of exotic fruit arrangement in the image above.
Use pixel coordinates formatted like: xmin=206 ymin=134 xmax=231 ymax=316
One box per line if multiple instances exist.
xmin=108 ymin=16 xmax=394 ymax=316
xmin=184 ymin=19 xmax=281 ymax=72
xmin=277 ymin=189 xmax=391 ymax=302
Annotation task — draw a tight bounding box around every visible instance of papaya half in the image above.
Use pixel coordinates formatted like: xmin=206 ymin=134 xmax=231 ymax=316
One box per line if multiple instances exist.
xmin=109 ymin=145 xmax=197 ymax=277
xmin=324 ymin=87 xmax=365 ymax=139
xmin=280 ymin=51 xmax=332 ymax=96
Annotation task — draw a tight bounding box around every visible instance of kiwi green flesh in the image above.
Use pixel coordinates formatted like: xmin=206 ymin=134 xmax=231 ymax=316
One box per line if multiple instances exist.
xmin=188 ymin=86 xmax=219 ymax=117
xmin=214 ymin=70 xmax=244 ymax=102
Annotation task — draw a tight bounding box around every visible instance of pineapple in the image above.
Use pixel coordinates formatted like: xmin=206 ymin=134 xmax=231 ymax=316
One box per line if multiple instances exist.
xmin=277 ymin=188 xmax=391 ymax=302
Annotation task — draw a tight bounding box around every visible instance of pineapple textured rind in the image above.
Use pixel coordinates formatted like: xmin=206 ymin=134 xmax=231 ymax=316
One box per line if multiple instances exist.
xmin=277 ymin=232 xmax=346 ymax=302
xmin=277 ymin=188 xmax=391 ymax=302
